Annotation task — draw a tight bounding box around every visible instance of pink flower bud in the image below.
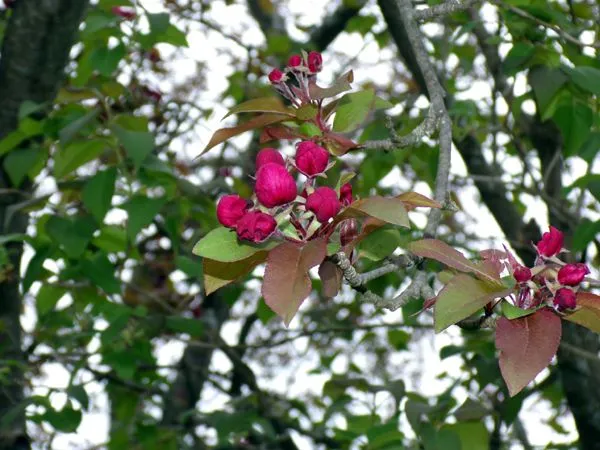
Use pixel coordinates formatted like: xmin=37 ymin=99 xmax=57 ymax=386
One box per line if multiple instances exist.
xmin=216 ymin=195 xmax=251 ymax=228
xmin=111 ymin=6 xmax=136 ymax=20
xmin=307 ymin=51 xmax=323 ymax=73
xmin=340 ymin=182 xmax=353 ymax=206
xmin=236 ymin=211 xmax=277 ymax=243
xmin=306 ymin=187 xmax=341 ymax=223
xmin=255 ymin=163 xmax=297 ymax=208
xmin=340 ymin=219 xmax=359 ymax=246
xmin=268 ymin=68 xmax=284 ymax=84
xmin=557 ymin=263 xmax=590 ymax=286
xmin=256 ymin=148 xmax=285 ymax=170
xmin=513 ymin=265 xmax=532 ymax=283
xmin=536 ymin=226 xmax=564 ymax=257
xmin=295 ymin=141 xmax=329 ymax=177
xmin=553 ymin=287 xmax=577 ymax=311
xmin=287 ymin=54 xmax=303 ymax=68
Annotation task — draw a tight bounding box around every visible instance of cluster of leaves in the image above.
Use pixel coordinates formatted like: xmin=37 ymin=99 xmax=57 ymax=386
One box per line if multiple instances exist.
xmin=193 ymin=51 xmax=441 ymax=325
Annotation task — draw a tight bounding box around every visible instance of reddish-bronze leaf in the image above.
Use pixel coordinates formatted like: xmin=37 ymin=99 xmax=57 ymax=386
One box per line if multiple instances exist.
xmin=565 ymin=292 xmax=600 ymax=333
xmin=409 ymin=239 xmax=501 ymax=285
xmin=199 ymin=113 xmax=290 ymax=156
xmin=203 ymin=251 xmax=268 ymax=295
xmin=396 ymin=192 xmax=442 ymax=210
xmin=260 ymin=125 xmax=303 ymax=143
xmin=496 ymin=309 xmax=561 ymax=396
xmin=322 ymin=131 xmax=359 ymax=156
xmin=318 ymin=260 xmax=343 ymax=298
xmin=223 ymin=97 xmax=294 ymax=119
xmin=262 ymin=238 xmax=327 ymax=326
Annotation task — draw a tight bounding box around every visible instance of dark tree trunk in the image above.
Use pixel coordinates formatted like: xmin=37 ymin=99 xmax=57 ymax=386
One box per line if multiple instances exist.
xmin=0 ymin=1 xmax=89 ymax=448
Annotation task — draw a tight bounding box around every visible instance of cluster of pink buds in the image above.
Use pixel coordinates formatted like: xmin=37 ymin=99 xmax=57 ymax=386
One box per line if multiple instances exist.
xmin=216 ymin=145 xmax=353 ymax=244
xmin=268 ymin=51 xmax=326 ymax=115
xmin=494 ymin=226 xmax=591 ymax=313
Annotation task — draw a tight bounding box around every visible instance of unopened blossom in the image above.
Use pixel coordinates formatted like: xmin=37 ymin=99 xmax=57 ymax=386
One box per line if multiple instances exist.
xmin=558 ymin=263 xmax=590 ymax=286
xmin=287 ymin=54 xmax=303 ymax=68
xmin=268 ymin=68 xmax=284 ymax=84
xmin=553 ymin=287 xmax=577 ymax=311
xmin=255 ymin=163 xmax=297 ymax=208
xmin=536 ymin=226 xmax=564 ymax=257
xmin=306 ymin=187 xmax=341 ymax=222
xmin=340 ymin=219 xmax=359 ymax=246
xmin=513 ymin=265 xmax=532 ymax=283
xmin=340 ymin=183 xmax=353 ymax=206
xmin=111 ymin=6 xmax=136 ymax=20
xmin=216 ymin=195 xmax=251 ymax=228
xmin=236 ymin=211 xmax=277 ymax=243
xmin=295 ymin=141 xmax=329 ymax=177
xmin=307 ymin=51 xmax=323 ymax=73
xmin=256 ymin=148 xmax=285 ymax=170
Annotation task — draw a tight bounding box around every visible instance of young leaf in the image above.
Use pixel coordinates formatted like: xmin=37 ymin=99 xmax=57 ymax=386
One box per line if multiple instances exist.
xmin=203 ymin=252 xmax=268 ymax=295
xmin=496 ymin=309 xmax=561 ymax=396
xmin=318 ymin=260 xmax=342 ymax=298
xmin=396 ymin=192 xmax=442 ymax=210
xmin=338 ymin=196 xmax=410 ymax=228
xmin=262 ymin=238 xmax=327 ymax=326
xmin=409 ymin=239 xmax=501 ymax=285
xmin=53 ymin=140 xmax=106 ymax=179
xmin=45 ymin=215 xmax=97 ymax=259
xmin=223 ymin=97 xmax=294 ymax=119
xmin=564 ymin=292 xmax=600 ymax=333
xmin=434 ymin=274 xmax=512 ymax=332
xmin=199 ymin=113 xmax=291 ymax=156
xmin=359 ymin=227 xmax=401 ymax=261
xmin=193 ymin=227 xmax=278 ymax=263
xmin=501 ymin=300 xmax=538 ymax=320
xmin=112 ymin=126 xmax=155 ymax=169
xmin=333 ymin=89 xmax=375 ymax=133
xmin=309 ymin=70 xmax=354 ymax=100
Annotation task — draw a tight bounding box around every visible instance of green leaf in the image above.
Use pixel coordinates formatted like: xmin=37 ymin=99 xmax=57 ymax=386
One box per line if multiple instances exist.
xmin=123 ymin=195 xmax=166 ymax=238
xmin=54 ymin=140 xmax=106 ymax=178
xmin=295 ymin=104 xmax=319 ymax=121
xmin=441 ymin=422 xmax=489 ymax=450
xmin=37 ymin=285 xmax=67 ymax=316
xmin=223 ymin=97 xmax=294 ymax=119
xmin=333 ymin=89 xmax=375 ymax=133
xmin=90 ymin=44 xmax=126 ymax=76
xmin=578 ymin=132 xmax=600 ymax=164
xmin=82 ymin=168 xmax=117 ymax=223
xmin=501 ymin=300 xmax=537 ymax=319
xmin=23 ymin=245 xmax=53 ymax=292
xmin=564 ymin=65 xmax=600 ymax=95
xmin=503 ymin=42 xmax=535 ymax=75
xmin=45 ymin=215 xmax=97 ymax=259
xmin=175 ymin=255 xmax=201 ymax=280
xmin=81 ymin=252 xmax=121 ymax=294
xmin=67 ymin=385 xmax=89 ymax=411
xmin=165 ymin=316 xmax=204 ymax=337
xmin=346 ymin=14 xmax=377 ymax=35
xmin=262 ymin=238 xmax=327 ymax=325
xmin=359 ymin=227 xmax=401 ymax=261
xmin=193 ymin=227 xmax=278 ymax=262
xmin=409 ymin=239 xmax=501 ymax=285
xmin=572 ymin=219 xmax=600 ymax=252
xmin=553 ymin=101 xmax=593 ymax=157
xmin=3 ymin=147 xmax=40 ymax=186
xmin=203 ymin=252 xmax=268 ymax=294
xmin=566 ymin=174 xmax=600 ymax=203
xmin=112 ymin=126 xmax=155 ymax=169
xmin=387 ymin=329 xmax=410 ymax=350
xmin=434 ymin=274 xmax=512 ymax=333
xmin=44 ymin=404 xmax=82 ymax=433
xmin=59 ymin=108 xmax=101 ymax=146
xmin=529 ymin=66 xmax=568 ymax=117
xmin=92 ymin=225 xmax=127 ymax=253
xmin=147 ymin=12 xmax=170 ymax=35
xmin=337 ymin=196 xmax=410 ymax=228
xmin=0 ymin=118 xmax=44 ymax=156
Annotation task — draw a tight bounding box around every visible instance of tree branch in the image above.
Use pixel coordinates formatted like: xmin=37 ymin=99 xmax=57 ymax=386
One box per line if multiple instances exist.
xmin=413 ymin=0 xmax=477 ymax=21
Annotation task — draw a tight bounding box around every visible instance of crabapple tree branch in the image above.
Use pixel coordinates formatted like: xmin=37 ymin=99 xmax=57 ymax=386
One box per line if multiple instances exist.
xmin=413 ymin=0 xmax=477 ymax=21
